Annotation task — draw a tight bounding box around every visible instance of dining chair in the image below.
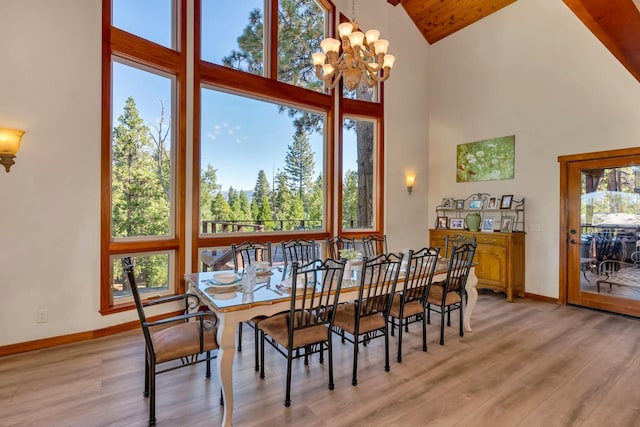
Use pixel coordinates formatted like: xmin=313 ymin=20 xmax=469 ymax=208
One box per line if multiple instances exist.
xmin=121 ymin=257 xmax=220 ymax=426
xmin=443 ymin=234 xmax=476 ymax=259
xmin=258 ymin=258 xmax=346 ymax=407
xmin=361 ymin=234 xmax=388 ymax=258
xmin=332 ymin=252 xmax=403 ymax=386
xmin=230 ymin=241 xmax=273 ymax=370
xmin=388 ymin=247 xmax=440 ymax=362
xmin=426 ymin=242 xmax=476 ymax=345
xmin=281 ymin=238 xmax=318 ymax=267
xmin=326 ymin=236 xmax=356 ymax=259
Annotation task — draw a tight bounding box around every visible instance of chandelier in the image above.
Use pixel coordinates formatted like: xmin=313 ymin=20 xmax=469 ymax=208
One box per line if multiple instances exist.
xmin=312 ymin=0 xmax=395 ymax=91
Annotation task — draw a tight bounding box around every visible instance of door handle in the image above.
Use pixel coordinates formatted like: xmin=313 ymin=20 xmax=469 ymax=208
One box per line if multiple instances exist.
xmin=570 ymin=239 xmax=577 ymax=245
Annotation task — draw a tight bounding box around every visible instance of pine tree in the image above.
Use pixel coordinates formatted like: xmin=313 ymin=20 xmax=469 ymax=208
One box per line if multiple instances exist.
xmin=284 ymin=128 xmax=315 ymax=202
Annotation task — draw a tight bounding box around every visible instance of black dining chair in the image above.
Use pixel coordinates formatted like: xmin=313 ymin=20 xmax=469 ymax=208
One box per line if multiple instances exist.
xmin=361 ymin=234 xmax=388 ymax=258
xmin=332 ymin=252 xmax=403 ymax=386
xmin=326 ymin=235 xmax=356 ymax=259
xmin=258 ymin=258 xmax=346 ymax=406
xmin=388 ymin=247 xmax=440 ymax=362
xmin=121 ymin=257 xmax=220 ymax=426
xmin=281 ymin=238 xmax=318 ymax=267
xmin=230 ymin=241 xmax=273 ymax=370
xmin=427 ymin=242 xmax=476 ymax=345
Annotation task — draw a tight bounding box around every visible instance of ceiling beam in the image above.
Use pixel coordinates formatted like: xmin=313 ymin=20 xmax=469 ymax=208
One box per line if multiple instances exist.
xmin=563 ymin=0 xmax=640 ymax=83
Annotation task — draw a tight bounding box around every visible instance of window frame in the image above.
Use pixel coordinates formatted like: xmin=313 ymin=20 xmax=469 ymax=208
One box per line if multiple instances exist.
xmin=100 ymin=0 xmax=187 ymax=314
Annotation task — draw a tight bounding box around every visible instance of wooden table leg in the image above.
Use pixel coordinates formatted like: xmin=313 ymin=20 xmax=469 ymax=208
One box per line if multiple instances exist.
xmin=464 ymin=267 xmax=479 ymax=332
xmin=217 ymin=315 xmax=237 ymax=427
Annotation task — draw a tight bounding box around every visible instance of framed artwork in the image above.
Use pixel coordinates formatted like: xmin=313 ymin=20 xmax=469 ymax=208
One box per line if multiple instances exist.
xmin=455 ymin=199 xmax=465 ymax=210
xmin=500 ymin=194 xmax=513 ymax=209
xmin=500 ymin=216 xmax=514 ymax=233
xmin=441 ymin=198 xmax=454 ymax=209
xmin=449 ymin=218 xmax=464 ymax=229
xmin=436 ymin=216 xmax=449 ymax=229
xmin=481 ymin=216 xmax=495 ymax=232
xmin=456 ymin=135 xmax=515 ymax=182
xmin=469 ymin=199 xmax=483 ymax=210
xmin=486 ymin=196 xmax=499 ymax=210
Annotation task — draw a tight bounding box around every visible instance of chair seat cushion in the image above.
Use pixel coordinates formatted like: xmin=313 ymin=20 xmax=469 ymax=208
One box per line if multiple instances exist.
xmin=427 ymin=284 xmax=461 ymax=306
xmin=259 ymin=312 xmax=329 ymax=349
xmin=152 ymin=320 xmax=218 ymax=363
xmin=389 ymin=294 xmax=425 ymax=318
xmin=333 ymin=303 xmax=386 ymax=334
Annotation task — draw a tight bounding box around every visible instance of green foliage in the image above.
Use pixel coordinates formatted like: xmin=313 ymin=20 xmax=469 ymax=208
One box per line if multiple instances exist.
xmin=111 ymin=97 xmax=171 ymax=289
xmin=111 ymin=96 xmax=170 ymax=238
xmin=342 ymin=170 xmax=358 ymax=228
xmin=284 ymin=128 xmax=315 ymax=203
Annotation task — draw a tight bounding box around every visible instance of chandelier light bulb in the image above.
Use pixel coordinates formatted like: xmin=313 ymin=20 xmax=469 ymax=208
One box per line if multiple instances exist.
xmin=383 ymin=54 xmax=395 ymax=69
xmin=365 ymin=29 xmax=380 ymax=44
xmin=338 ymin=22 xmax=354 ymax=38
xmin=348 ymin=31 xmax=365 ymax=49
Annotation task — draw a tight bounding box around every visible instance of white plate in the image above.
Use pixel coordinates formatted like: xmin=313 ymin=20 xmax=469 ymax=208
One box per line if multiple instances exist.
xmin=207 ymin=272 xmax=241 ymax=287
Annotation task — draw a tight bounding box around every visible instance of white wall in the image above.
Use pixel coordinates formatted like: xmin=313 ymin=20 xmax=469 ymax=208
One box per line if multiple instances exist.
xmin=347 ymin=0 xmax=431 ymax=252
xmin=0 ymin=0 xmax=430 ymax=347
xmin=427 ymin=0 xmax=640 ymax=298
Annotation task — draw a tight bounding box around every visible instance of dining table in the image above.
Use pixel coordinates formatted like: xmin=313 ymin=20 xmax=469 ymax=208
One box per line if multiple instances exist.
xmin=185 ymin=260 xmax=478 ymax=427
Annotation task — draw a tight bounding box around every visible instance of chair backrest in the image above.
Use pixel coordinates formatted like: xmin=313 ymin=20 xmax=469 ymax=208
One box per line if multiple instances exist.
xmin=591 ymin=231 xmax=625 ymax=262
xmin=442 ymin=243 xmax=476 ymax=294
xmin=443 ymin=234 xmax=477 ymax=259
xmin=231 ymin=241 xmax=272 ymax=271
xmin=288 ymin=258 xmax=346 ymax=332
xmin=361 ymin=234 xmax=388 ymax=258
xmin=281 ymin=239 xmax=317 ymax=266
xmin=357 ymin=252 xmax=403 ymax=318
xmin=403 ymin=247 xmax=440 ymax=303
xmin=326 ymin=236 xmax=356 ymax=259
xmin=121 ymin=257 xmax=154 ymax=348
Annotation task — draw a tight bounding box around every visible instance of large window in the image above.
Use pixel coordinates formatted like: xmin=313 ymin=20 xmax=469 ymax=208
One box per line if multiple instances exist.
xmin=102 ymin=0 xmax=384 ymax=314
xmin=199 ymin=88 xmax=326 ymax=235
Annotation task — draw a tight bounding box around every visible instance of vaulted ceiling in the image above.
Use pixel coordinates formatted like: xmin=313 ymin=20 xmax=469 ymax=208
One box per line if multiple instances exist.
xmin=387 ymin=0 xmax=640 ymax=83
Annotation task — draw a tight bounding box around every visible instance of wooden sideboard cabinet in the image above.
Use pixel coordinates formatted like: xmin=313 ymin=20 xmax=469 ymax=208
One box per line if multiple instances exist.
xmin=428 ymin=229 xmax=525 ymax=302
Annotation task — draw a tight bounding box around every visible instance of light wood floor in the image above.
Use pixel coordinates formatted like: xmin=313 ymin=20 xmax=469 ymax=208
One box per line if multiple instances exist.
xmin=3 ymin=292 xmax=640 ymax=427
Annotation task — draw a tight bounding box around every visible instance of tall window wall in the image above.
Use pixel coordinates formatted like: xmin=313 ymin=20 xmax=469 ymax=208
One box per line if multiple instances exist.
xmin=102 ymin=0 xmax=385 ymax=313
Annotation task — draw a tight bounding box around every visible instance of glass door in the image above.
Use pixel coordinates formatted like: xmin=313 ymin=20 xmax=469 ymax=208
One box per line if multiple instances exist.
xmin=565 ymin=153 xmax=640 ymax=316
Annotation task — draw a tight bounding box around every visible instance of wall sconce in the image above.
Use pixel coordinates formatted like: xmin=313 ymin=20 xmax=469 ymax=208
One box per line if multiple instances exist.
xmin=0 ymin=128 xmax=26 ymax=173
xmin=405 ymin=174 xmax=416 ymax=195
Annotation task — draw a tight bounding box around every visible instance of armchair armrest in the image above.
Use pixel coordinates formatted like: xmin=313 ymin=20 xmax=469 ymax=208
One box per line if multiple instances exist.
xmin=143 ymin=310 xmax=218 ymax=328
xmin=142 ymin=293 xmax=202 ymax=311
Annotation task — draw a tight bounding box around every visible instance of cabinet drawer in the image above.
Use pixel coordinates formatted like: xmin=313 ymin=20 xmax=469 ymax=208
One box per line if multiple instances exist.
xmin=476 ymin=236 xmax=507 ymax=247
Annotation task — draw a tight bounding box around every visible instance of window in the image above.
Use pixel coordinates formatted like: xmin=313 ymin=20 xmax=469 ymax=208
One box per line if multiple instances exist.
xmin=102 ymin=0 xmax=385 ymax=313
xmin=199 ymin=88 xmax=326 ymax=235
xmin=342 ymin=116 xmax=377 ymax=230
xmin=102 ymin=0 xmax=185 ymax=313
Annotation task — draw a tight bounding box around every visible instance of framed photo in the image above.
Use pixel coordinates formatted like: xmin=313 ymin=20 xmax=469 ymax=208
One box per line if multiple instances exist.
xmin=481 ymin=216 xmax=495 ymax=232
xmin=441 ymin=198 xmax=454 ymax=209
xmin=469 ymin=199 xmax=483 ymax=210
xmin=455 ymin=199 xmax=465 ymax=210
xmin=500 ymin=216 xmax=514 ymax=233
xmin=449 ymin=218 xmax=464 ymax=229
xmin=500 ymin=194 xmax=513 ymax=209
xmin=486 ymin=196 xmax=499 ymax=210
xmin=436 ymin=216 xmax=449 ymax=229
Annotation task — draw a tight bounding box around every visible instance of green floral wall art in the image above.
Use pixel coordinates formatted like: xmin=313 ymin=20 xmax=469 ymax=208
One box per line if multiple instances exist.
xmin=456 ymin=135 xmax=515 ymax=182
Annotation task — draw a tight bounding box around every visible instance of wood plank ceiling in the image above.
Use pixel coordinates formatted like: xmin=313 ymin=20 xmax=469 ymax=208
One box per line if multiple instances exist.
xmin=387 ymin=0 xmax=640 ymax=83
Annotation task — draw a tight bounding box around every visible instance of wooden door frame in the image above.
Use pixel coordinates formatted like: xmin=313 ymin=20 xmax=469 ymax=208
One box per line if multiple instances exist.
xmin=558 ymin=146 xmax=640 ymax=306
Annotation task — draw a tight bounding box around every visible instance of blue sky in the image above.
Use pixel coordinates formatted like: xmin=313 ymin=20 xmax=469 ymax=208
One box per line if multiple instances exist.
xmin=112 ymin=0 xmax=357 ymax=191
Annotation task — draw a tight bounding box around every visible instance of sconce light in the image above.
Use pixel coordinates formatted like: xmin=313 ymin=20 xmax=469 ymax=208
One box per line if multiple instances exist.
xmin=0 ymin=128 xmax=26 ymax=173
xmin=405 ymin=174 xmax=416 ymax=195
